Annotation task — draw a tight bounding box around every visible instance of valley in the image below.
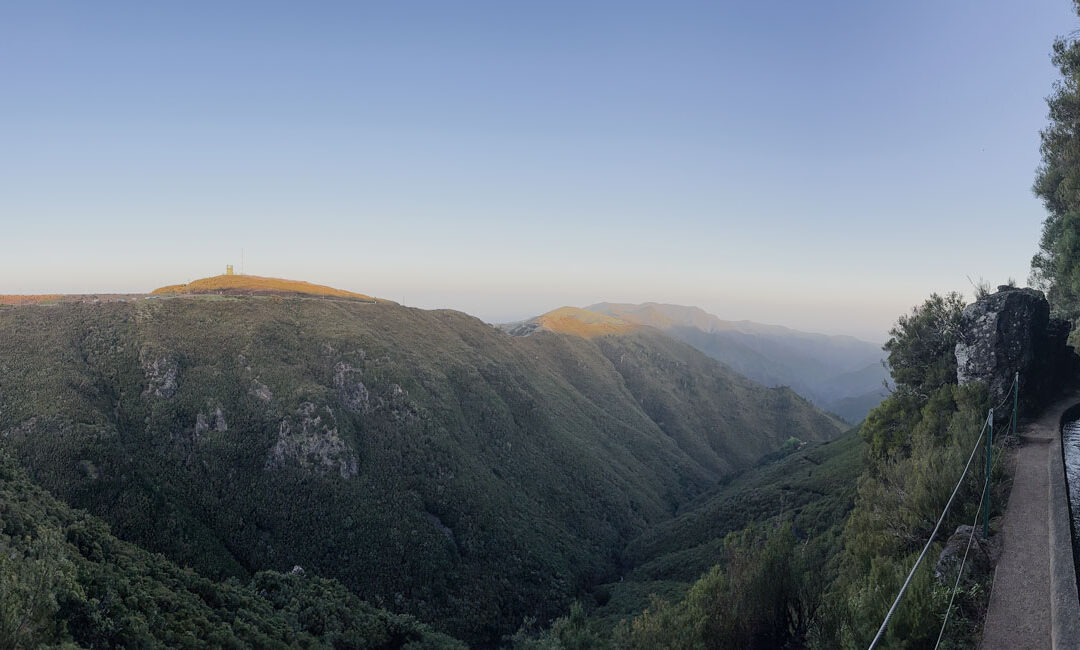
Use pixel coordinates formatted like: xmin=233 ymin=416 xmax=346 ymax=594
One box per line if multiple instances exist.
xmin=0 ymin=282 xmax=843 ymax=646
xmin=6 ymin=2 xmax=1079 ymax=646
xmin=582 ymin=303 xmax=891 ymax=423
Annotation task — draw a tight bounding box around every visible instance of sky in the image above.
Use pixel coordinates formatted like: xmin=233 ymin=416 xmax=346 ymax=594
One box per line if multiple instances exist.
xmin=2 ymin=1 xmax=1077 ymax=341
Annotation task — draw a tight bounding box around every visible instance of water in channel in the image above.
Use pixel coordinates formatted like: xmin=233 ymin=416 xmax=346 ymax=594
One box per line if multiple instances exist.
xmin=1062 ymin=417 xmax=1080 ymax=587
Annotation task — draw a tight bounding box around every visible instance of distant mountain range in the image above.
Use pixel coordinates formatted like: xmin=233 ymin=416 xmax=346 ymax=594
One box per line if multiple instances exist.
xmin=583 ymin=302 xmax=890 ymax=422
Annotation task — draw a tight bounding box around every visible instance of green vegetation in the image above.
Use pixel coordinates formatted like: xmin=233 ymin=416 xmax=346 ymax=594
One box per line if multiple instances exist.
xmin=508 ymin=292 xmax=999 ymax=649
xmin=1033 ymin=1 xmax=1080 ymax=322
xmin=0 ymin=287 xmax=1010 ymax=648
xmin=619 ymin=428 xmax=862 ymax=579
xmin=0 ymin=451 xmax=464 ymax=649
xmin=0 ymin=296 xmax=839 ymax=645
xmin=494 ymin=425 xmax=859 ymax=643
xmin=812 ymin=293 xmax=999 ymax=648
xmin=584 ymin=302 xmax=889 ymax=423
xmin=618 ymin=523 xmax=806 ymax=649
xmin=502 ymin=427 xmax=865 ymax=649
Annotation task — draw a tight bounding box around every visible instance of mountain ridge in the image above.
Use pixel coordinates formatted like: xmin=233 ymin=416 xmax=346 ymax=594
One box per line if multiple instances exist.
xmin=584 ymin=302 xmax=890 ymax=422
xmin=0 ymin=293 xmax=841 ymax=644
xmin=501 ymin=306 xmax=640 ymax=338
xmin=152 ymin=273 xmax=379 ymax=300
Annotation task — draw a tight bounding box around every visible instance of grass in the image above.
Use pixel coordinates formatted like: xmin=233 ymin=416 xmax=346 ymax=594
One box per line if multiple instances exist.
xmin=0 ymin=295 xmax=62 ymax=305
xmin=533 ymin=307 xmax=640 ymax=338
xmin=151 ymin=274 xmax=379 ymax=300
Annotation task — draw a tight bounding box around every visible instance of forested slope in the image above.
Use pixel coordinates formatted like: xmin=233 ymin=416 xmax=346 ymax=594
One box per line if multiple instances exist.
xmin=0 ymin=296 xmax=839 ymax=644
xmin=0 ymin=450 xmax=465 ymax=649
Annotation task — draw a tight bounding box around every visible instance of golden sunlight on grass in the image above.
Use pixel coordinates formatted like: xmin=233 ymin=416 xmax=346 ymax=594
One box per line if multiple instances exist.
xmin=535 ymin=306 xmax=638 ymax=338
xmin=0 ymin=295 xmax=63 ymax=305
xmin=152 ymin=275 xmax=376 ymax=300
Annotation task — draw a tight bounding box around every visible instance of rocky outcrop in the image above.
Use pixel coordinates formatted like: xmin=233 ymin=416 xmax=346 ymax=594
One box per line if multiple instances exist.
xmin=266 ymin=402 xmax=358 ymax=479
xmin=195 ymin=408 xmax=228 ymax=436
xmin=956 ymin=287 xmax=1078 ymax=411
xmin=333 ymin=361 xmax=370 ymax=415
xmin=140 ymin=349 xmax=178 ymax=399
xmin=933 ymin=524 xmax=1000 ymax=582
xmin=250 ymin=379 xmax=273 ymax=402
xmin=139 ymin=347 xmax=179 ymax=399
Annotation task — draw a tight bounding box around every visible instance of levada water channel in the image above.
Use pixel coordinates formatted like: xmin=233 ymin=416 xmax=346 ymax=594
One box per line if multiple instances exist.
xmin=1062 ymin=412 xmax=1080 ymax=586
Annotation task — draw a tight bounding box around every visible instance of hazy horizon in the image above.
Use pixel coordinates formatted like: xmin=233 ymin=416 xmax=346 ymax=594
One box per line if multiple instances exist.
xmin=0 ymin=262 xmax=939 ymax=343
xmin=5 ymin=0 xmax=1076 ymax=342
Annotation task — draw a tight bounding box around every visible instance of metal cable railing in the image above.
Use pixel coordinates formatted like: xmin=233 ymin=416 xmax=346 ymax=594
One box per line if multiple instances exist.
xmin=868 ymin=372 xmax=1019 ymax=650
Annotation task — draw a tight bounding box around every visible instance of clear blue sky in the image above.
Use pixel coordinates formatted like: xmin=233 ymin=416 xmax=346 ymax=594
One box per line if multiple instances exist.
xmin=2 ymin=0 xmax=1076 ymax=340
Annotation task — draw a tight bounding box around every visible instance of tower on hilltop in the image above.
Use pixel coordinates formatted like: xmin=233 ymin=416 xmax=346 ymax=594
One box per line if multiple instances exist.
xmin=226 ymin=265 xmax=234 ymax=276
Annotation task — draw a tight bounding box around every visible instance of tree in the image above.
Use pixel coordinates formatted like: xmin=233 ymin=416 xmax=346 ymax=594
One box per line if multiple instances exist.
xmin=619 ymin=523 xmax=804 ymax=650
xmin=882 ymin=292 xmax=965 ymax=398
xmin=863 ymin=292 xmax=966 ymax=463
xmin=1032 ymin=5 xmax=1080 ymax=321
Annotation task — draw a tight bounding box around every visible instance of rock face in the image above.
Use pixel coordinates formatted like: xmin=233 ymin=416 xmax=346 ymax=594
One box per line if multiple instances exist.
xmin=934 ymin=525 xmax=997 ymax=582
xmin=139 ymin=347 xmax=179 ymax=399
xmin=956 ymin=287 xmax=1077 ymax=411
xmin=267 ymin=402 xmax=359 ymax=479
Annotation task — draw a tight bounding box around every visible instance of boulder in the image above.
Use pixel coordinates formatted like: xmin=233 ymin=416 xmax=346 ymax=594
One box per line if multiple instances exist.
xmin=956 ymin=287 xmax=1077 ymax=413
xmin=933 ymin=525 xmax=998 ymax=582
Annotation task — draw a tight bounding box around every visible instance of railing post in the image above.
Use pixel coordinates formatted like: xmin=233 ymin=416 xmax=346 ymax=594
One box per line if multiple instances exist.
xmin=1011 ymin=372 xmax=1019 ymax=437
xmin=984 ymin=409 xmax=993 ymax=538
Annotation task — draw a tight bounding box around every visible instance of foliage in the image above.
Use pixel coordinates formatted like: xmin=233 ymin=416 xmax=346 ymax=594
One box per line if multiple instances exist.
xmin=812 ymin=290 xmax=1000 ymax=648
xmin=507 ymin=523 xmax=828 ymax=650
xmin=504 ymin=428 xmax=866 ymax=649
xmin=882 ymin=292 xmax=965 ymax=401
xmin=0 ymin=452 xmax=465 ymax=649
xmin=0 ymin=296 xmax=840 ymax=645
xmin=515 ymin=289 xmax=1000 ymax=650
xmin=617 ymin=429 xmax=864 ymax=589
xmin=618 ymin=523 xmax=803 ymax=650
xmin=1 ymin=285 xmax=1003 ymax=649
xmin=1032 ymin=6 xmax=1080 ymax=321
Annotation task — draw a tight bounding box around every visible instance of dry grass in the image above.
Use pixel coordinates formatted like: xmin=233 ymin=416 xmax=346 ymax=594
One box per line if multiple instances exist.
xmin=151 ymin=275 xmax=376 ymax=300
xmin=536 ymin=306 xmax=638 ymax=338
xmin=0 ymin=295 xmax=62 ymax=305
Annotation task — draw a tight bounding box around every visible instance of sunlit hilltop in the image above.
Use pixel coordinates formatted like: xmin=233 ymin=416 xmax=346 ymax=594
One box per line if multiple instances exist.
xmin=506 ymin=306 xmax=640 ymax=338
xmin=151 ymin=274 xmax=377 ymax=301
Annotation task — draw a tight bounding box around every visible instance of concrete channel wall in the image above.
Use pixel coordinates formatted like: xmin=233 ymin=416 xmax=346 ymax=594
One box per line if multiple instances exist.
xmin=1052 ymin=402 xmax=1080 ymax=648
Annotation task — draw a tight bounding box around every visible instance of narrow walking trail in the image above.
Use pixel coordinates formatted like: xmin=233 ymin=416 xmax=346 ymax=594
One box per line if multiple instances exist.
xmin=981 ymin=391 xmax=1080 ymax=650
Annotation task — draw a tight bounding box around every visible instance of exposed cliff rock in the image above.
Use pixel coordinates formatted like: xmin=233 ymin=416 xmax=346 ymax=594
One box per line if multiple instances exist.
xmin=955 ymin=286 xmax=1077 ymax=411
xmin=250 ymin=379 xmax=273 ymax=402
xmin=333 ymin=361 xmax=370 ymax=415
xmin=267 ymin=402 xmax=358 ymax=479
xmin=139 ymin=346 xmax=179 ymax=398
xmin=195 ymin=408 xmax=228 ymax=436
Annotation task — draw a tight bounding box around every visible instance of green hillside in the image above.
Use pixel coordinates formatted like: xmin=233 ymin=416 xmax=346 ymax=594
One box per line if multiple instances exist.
xmin=500 ymin=428 xmax=867 ymax=649
xmin=585 ymin=302 xmax=890 ymax=422
xmin=0 ymin=296 xmax=840 ymax=644
xmin=622 ymin=427 xmax=864 ymax=579
xmin=0 ymin=450 xmax=465 ymax=649
xmin=506 ymin=293 xmax=1002 ymax=649
xmin=592 ymin=428 xmax=865 ymax=628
